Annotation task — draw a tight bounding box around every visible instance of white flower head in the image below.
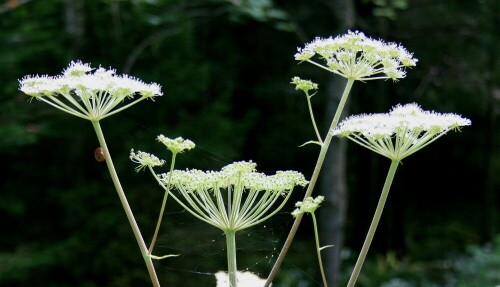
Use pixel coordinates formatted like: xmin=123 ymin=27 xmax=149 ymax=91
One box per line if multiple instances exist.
xmin=295 ymin=30 xmax=418 ymax=81
xmin=157 ymin=135 xmax=196 ymax=154
xmin=62 ymin=60 xmax=93 ymax=76
xmin=19 ymin=60 xmax=163 ymax=121
xmin=158 ymin=161 xmax=308 ymax=231
xmin=130 ymin=149 xmax=165 ymax=172
xmin=292 ymin=196 xmax=324 ymax=217
xmin=215 ymin=271 xmax=270 ymax=287
xmin=331 ymin=103 xmax=471 ymax=160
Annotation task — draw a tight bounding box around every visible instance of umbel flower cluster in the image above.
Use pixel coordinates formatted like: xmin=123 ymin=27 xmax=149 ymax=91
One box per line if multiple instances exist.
xmin=130 ymin=135 xmax=195 ymax=171
xmin=295 ymin=30 xmax=418 ymax=80
xmin=292 ymin=196 xmax=324 ymax=217
xmin=19 ymin=60 xmax=162 ymax=121
xmin=331 ymin=103 xmax=471 ymax=160
xmin=291 ymin=76 xmax=318 ymax=93
xmin=157 ymin=161 xmax=308 ymax=231
xmin=156 ymin=135 xmax=195 ymax=154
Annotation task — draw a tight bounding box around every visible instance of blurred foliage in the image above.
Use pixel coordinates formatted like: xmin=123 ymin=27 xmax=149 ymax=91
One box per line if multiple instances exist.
xmin=0 ymin=0 xmax=498 ymax=286
xmin=351 ymin=234 xmax=500 ymax=287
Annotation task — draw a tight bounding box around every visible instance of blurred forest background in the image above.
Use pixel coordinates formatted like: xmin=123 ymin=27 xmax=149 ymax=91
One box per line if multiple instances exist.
xmin=0 ymin=0 xmax=498 ymax=286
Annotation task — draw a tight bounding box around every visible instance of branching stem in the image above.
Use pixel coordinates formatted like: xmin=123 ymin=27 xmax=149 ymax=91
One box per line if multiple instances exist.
xmin=148 ymin=153 xmax=177 ymax=254
xmin=306 ymin=91 xmax=323 ymax=144
xmin=264 ymin=78 xmax=355 ymax=287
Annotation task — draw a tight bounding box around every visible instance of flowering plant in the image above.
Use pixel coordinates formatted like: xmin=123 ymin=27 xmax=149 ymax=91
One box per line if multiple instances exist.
xmin=19 ymin=61 xmax=164 ymax=286
xmin=131 ymin=135 xmax=307 ymax=287
xmin=264 ymin=31 xmax=470 ymax=287
xmin=20 ymin=30 xmax=470 ymax=287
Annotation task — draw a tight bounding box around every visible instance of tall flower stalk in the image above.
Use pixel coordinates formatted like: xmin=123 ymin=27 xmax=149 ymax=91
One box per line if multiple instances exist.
xmin=265 ymin=30 xmax=418 ymax=286
xmin=331 ymin=103 xmax=471 ymax=286
xmin=131 ymin=147 xmax=308 ymax=287
xmin=19 ymin=61 xmax=163 ymax=287
xmin=292 ymin=196 xmax=330 ymax=287
xmin=130 ymin=135 xmax=195 ymax=258
xmin=160 ymin=162 xmax=307 ymax=287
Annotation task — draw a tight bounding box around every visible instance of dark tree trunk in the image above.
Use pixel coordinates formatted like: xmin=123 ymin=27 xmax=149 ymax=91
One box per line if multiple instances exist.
xmin=319 ymin=1 xmax=355 ymax=287
xmin=64 ymin=0 xmax=85 ymax=57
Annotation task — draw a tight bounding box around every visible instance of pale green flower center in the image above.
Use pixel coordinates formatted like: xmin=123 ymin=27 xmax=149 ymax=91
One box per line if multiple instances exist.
xmin=157 ymin=135 xmax=196 ymax=154
xmin=292 ymin=196 xmax=324 ymax=217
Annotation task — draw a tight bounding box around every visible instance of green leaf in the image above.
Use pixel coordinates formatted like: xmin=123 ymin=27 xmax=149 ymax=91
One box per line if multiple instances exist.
xmin=148 ymin=254 xmax=180 ymax=260
xmin=298 ymin=140 xmax=322 ymax=147
xmin=319 ymin=245 xmax=334 ymax=251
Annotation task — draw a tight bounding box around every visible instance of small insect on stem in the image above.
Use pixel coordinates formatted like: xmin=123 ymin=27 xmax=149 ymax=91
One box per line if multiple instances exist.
xmin=94 ymin=147 xmax=105 ymax=162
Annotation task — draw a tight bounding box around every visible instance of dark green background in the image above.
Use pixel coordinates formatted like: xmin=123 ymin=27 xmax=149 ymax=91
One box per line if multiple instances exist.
xmin=0 ymin=0 xmax=498 ymax=286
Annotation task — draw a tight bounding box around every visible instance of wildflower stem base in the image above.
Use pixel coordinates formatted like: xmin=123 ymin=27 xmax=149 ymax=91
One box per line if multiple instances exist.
xmin=346 ymin=159 xmax=400 ymax=287
xmin=226 ymin=230 xmax=238 ymax=287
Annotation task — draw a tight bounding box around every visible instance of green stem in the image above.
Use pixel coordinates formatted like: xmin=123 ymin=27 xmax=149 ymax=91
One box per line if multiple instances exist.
xmin=148 ymin=153 xmax=177 ymax=254
xmin=311 ymin=212 xmax=328 ymax=287
xmin=306 ymin=92 xmax=323 ymax=144
xmin=91 ymin=120 xmax=160 ymax=287
xmin=346 ymin=159 xmax=400 ymax=287
xmin=225 ymin=230 xmax=238 ymax=287
xmin=264 ymin=78 xmax=355 ymax=287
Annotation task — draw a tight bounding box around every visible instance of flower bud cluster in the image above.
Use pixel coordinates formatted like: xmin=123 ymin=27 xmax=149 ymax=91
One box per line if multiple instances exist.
xmin=295 ymin=30 xmax=418 ymax=80
xmin=292 ymin=196 xmax=324 ymax=218
xmin=157 ymin=135 xmax=195 ymax=154
xmin=331 ymin=103 xmax=471 ymax=160
xmin=291 ymin=77 xmax=318 ymax=93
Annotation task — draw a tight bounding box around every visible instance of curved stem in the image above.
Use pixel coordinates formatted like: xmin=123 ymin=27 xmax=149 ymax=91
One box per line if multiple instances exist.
xmin=311 ymin=212 xmax=328 ymax=287
xmin=225 ymin=230 xmax=238 ymax=287
xmin=346 ymin=160 xmax=400 ymax=287
xmin=264 ymin=78 xmax=355 ymax=287
xmin=91 ymin=120 xmax=160 ymax=287
xmin=306 ymin=92 xmax=323 ymax=144
xmin=148 ymin=153 xmax=177 ymax=254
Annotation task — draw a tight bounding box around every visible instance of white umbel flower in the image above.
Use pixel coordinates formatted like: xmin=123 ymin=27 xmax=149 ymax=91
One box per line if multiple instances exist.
xmin=19 ymin=60 xmax=163 ymax=121
xmin=215 ymin=271 xmax=270 ymax=287
xmin=331 ymin=103 xmax=471 ymax=160
xmin=158 ymin=161 xmax=308 ymax=231
xmin=295 ymin=30 xmax=418 ymax=81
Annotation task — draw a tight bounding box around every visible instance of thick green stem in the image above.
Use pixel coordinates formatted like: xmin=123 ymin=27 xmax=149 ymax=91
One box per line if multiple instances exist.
xmin=346 ymin=160 xmax=400 ymax=287
xmin=264 ymin=78 xmax=355 ymax=287
xmin=311 ymin=213 xmax=328 ymax=287
xmin=225 ymin=230 xmax=238 ymax=287
xmin=91 ymin=121 xmax=160 ymax=287
xmin=148 ymin=153 xmax=177 ymax=254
